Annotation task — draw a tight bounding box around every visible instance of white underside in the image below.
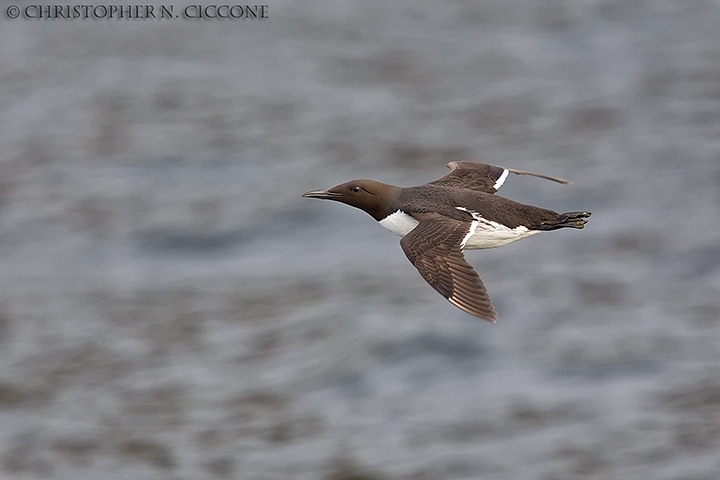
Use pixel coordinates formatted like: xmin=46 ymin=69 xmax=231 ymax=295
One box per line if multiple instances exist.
xmin=379 ymin=208 xmax=539 ymax=250
xmin=461 ymin=218 xmax=538 ymax=249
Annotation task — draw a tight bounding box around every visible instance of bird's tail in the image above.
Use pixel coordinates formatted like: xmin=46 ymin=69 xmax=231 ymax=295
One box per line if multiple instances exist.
xmin=537 ymin=211 xmax=591 ymax=230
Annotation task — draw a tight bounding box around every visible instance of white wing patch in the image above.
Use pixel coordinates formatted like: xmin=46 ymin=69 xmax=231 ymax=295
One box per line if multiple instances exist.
xmin=460 ymin=219 xmax=479 ymax=249
xmin=457 ymin=207 xmax=481 ymax=249
xmin=493 ymin=168 xmax=510 ymax=190
xmin=379 ymin=210 xmax=420 ymax=237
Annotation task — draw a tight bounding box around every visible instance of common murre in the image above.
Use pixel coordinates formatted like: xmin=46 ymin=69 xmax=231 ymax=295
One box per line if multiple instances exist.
xmin=303 ymin=161 xmax=590 ymax=322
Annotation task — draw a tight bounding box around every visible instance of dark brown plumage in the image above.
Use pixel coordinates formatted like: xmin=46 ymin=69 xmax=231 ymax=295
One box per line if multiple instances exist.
xmin=399 ymin=211 xmax=497 ymax=321
xmin=303 ymin=161 xmax=590 ymax=322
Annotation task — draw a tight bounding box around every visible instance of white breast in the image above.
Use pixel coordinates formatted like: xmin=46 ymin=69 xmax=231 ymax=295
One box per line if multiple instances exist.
xmin=379 ymin=210 xmax=419 ymax=237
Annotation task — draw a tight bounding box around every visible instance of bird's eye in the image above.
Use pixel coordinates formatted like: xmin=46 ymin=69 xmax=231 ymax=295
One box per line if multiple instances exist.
xmin=351 ymin=186 xmax=361 ymax=193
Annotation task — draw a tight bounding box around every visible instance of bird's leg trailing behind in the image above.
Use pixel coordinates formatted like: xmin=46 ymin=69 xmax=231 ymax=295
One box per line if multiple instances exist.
xmin=535 ymin=211 xmax=591 ymax=231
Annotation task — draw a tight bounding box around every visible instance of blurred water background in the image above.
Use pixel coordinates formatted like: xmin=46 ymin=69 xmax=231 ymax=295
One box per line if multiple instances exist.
xmin=1 ymin=1 xmax=720 ymax=479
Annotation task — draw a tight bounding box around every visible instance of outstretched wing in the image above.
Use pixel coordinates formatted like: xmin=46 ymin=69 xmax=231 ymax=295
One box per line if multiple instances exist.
xmin=428 ymin=161 xmax=571 ymax=194
xmin=399 ymin=212 xmax=497 ymax=322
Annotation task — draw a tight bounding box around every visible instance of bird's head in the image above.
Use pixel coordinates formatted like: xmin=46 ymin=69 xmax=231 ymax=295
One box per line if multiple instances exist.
xmin=302 ymin=179 xmax=398 ymax=221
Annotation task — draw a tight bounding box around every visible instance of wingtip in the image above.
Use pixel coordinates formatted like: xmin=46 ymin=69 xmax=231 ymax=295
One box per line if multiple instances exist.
xmin=448 ymin=297 xmax=498 ymax=323
xmin=507 ymin=168 xmax=573 ymax=185
xmin=477 ymin=313 xmax=498 ymax=323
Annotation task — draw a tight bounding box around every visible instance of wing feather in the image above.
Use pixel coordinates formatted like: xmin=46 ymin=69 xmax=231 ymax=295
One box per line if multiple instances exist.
xmin=428 ymin=161 xmax=571 ymax=194
xmin=399 ymin=212 xmax=497 ymax=322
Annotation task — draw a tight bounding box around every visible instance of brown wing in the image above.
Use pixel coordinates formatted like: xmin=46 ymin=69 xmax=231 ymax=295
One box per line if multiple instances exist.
xmin=428 ymin=161 xmax=571 ymax=194
xmin=399 ymin=212 xmax=498 ymax=322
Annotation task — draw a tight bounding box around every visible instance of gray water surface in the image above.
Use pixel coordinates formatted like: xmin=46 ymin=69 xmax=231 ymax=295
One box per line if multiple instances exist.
xmin=1 ymin=2 xmax=720 ymax=479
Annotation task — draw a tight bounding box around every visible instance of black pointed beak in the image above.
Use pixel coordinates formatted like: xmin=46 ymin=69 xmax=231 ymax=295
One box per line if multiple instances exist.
xmin=302 ymin=190 xmax=345 ymax=200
